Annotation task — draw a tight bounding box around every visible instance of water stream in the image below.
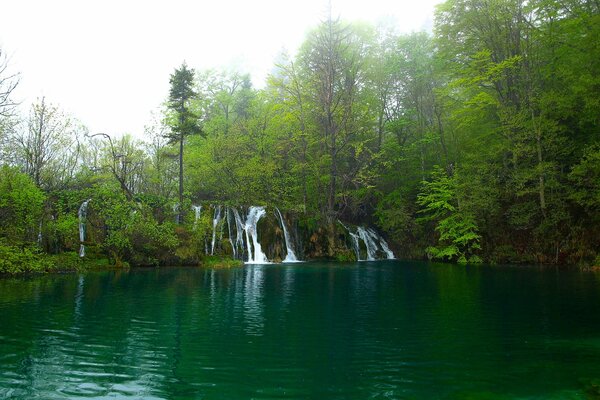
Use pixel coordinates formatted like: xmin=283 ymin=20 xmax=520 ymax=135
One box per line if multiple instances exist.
xmin=78 ymin=199 xmax=90 ymax=257
xmin=275 ymin=207 xmax=299 ymax=262
xmin=244 ymin=206 xmax=269 ymax=264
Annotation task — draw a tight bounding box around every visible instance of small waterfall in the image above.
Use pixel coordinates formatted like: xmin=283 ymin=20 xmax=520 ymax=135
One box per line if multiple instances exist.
xmin=357 ymin=227 xmax=379 ymax=261
xmin=374 ymin=230 xmax=396 ymax=259
xmin=78 ymin=199 xmax=91 ymax=257
xmin=211 ymin=205 xmax=222 ymax=255
xmin=244 ymin=206 xmax=269 ymax=264
xmin=226 ymin=208 xmax=236 ymax=259
xmin=339 ymin=221 xmax=395 ymax=261
xmin=339 ymin=221 xmax=362 ymax=261
xmin=232 ymin=207 xmax=245 ymax=259
xmin=173 ymin=203 xmax=179 ymax=224
xmin=192 ymin=205 xmax=202 ymax=229
xmin=37 ymin=221 xmax=43 ymax=245
xmin=275 ymin=207 xmax=299 ymax=262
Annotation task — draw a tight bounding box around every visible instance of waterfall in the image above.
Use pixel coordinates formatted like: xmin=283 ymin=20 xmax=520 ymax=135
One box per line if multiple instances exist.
xmin=232 ymin=207 xmax=245 ymax=259
xmin=373 ymin=230 xmax=396 ymax=259
xmin=244 ymin=206 xmax=269 ymax=264
xmin=192 ymin=205 xmax=202 ymax=229
xmin=339 ymin=221 xmax=362 ymax=261
xmin=339 ymin=221 xmax=395 ymax=261
xmin=173 ymin=203 xmax=179 ymax=224
xmin=226 ymin=208 xmax=236 ymax=259
xmin=37 ymin=221 xmax=42 ymax=245
xmin=211 ymin=205 xmax=222 ymax=255
xmin=78 ymin=199 xmax=91 ymax=257
xmin=275 ymin=207 xmax=299 ymax=262
xmin=357 ymin=227 xmax=379 ymax=261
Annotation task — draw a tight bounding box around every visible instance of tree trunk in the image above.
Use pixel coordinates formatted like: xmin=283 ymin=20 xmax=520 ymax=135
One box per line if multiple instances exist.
xmin=532 ymin=110 xmax=546 ymax=218
xmin=536 ymin=132 xmax=546 ymax=217
xmin=179 ymin=131 xmax=184 ymax=224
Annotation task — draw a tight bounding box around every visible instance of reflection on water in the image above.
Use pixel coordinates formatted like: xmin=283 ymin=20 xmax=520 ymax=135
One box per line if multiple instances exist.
xmin=242 ymin=265 xmax=264 ymax=336
xmin=1 ymin=262 xmax=600 ymax=399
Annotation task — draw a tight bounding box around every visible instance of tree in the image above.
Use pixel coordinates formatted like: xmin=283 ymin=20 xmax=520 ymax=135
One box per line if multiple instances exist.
xmin=298 ymin=19 xmax=374 ymax=254
xmin=0 ymin=165 xmax=46 ymax=245
xmin=0 ymin=48 xmax=19 ymax=118
xmin=167 ymin=62 xmax=200 ymax=224
xmin=417 ymin=166 xmax=481 ymax=263
xmin=14 ymin=97 xmax=79 ymax=188
xmin=144 ymin=113 xmax=178 ymax=201
xmin=197 ymin=69 xmax=254 ymax=136
xmin=90 ymin=133 xmax=147 ymax=200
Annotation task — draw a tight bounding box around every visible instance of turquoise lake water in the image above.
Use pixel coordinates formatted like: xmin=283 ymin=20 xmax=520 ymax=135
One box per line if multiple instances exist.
xmin=1 ymin=261 xmax=600 ymax=399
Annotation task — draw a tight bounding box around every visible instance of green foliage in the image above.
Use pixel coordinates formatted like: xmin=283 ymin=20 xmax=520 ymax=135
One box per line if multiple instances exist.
xmin=0 ymin=240 xmax=55 ymax=274
xmin=335 ymin=249 xmax=357 ymax=262
xmin=200 ymin=255 xmax=243 ymax=268
xmin=1 ymin=1 xmax=600 ymax=269
xmin=426 ymin=213 xmax=482 ymax=264
xmin=418 ymin=167 xmax=482 ymax=263
xmin=417 ymin=167 xmax=456 ymax=221
xmin=374 ymin=189 xmax=414 ymax=242
xmin=168 ymin=62 xmax=201 ymax=137
xmin=0 ymin=166 xmax=46 ymax=245
xmin=45 ymin=213 xmax=79 ymax=253
xmin=92 ymin=182 xmax=178 ymax=266
xmin=570 ymin=145 xmax=600 ymax=212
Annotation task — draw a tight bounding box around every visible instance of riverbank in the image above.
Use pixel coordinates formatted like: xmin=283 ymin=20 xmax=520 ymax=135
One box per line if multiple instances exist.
xmin=0 ymin=242 xmax=246 ymax=275
xmin=2 ymin=245 xmax=598 ymax=277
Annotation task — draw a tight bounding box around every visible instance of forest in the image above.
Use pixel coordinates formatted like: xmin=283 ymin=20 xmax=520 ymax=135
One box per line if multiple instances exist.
xmin=0 ymin=0 xmax=599 ymax=273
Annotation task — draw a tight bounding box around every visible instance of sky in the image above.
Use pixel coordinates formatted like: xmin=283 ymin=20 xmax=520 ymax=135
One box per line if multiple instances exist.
xmin=0 ymin=0 xmax=441 ymax=138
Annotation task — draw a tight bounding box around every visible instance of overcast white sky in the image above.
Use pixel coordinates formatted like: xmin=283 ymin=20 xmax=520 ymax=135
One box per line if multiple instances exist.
xmin=0 ymin=0 xmax=441 ymax=138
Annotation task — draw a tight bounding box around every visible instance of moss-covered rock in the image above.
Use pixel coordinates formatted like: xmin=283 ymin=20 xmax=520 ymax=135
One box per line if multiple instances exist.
xmin=200 ymin=255 xmax=243 ymax=268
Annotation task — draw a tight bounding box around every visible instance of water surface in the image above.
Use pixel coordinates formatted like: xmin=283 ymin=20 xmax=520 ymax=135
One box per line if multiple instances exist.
xmin=1 ymin=261 xmax=600 ymax=399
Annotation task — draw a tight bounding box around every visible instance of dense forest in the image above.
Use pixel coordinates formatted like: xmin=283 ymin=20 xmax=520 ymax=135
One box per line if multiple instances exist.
xmin=1 ymin=0 xmax=599 ymax=273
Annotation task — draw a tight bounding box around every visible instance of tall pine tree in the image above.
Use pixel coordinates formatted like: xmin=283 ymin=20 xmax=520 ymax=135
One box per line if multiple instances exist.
xmin=167 ymin=62 xmax=200 ymax=224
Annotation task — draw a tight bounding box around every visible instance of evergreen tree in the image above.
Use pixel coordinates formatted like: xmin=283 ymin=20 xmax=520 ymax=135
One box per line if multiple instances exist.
xmin=167 ymin=62 xmax=200 ymax=224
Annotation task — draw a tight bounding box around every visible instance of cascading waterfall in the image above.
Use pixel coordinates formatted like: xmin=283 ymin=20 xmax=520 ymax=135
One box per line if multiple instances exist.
xmin=339 ymin=221 xmax=396 ymax=261
xmin=37 ymin=221 xmax=42 ymax=245
xmin=180 ymin=202 xmax=395 ymax=263
xmin=275 ymin=207 xmax=299 ymax=262
xmin=244 ymin=206 xmax=269 ymax=264
xmin=233 ymin=208 xmax=245 ymax=259
xmin=211 ymin=205 xmax=222 ymax=255
xmin=78 ymin=199 xmax=91 ymax=257
xmin=357 ymin=227 xmax=379 ymax=261
xmin=192 ymin=205 xmax=202 ymax=229
xmin=375 ymin=230 xmax=396 ymax=259
xmin=173 ymin=203 xmax=180 ymax=224
xmin=339 ymin=221 xmax=362 ymax=261
xmin=226 ymin=208 xmax=237 ymax=259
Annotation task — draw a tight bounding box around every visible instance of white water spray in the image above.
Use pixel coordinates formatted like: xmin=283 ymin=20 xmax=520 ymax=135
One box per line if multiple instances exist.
xmin=339 ymin=221 xmax=396 ymax=261
xmin=78 ymin=199 xmax=91 ymax=257
xmin=275 ymin=207 xmax=299 ymax=262
xmin=244 ymin=206 xmax=269 ymax=264
xmin=211 ymin=205 xmax=222 ymax=255
xmin=226 ymin=208 xmax=237 ymax=259
xmin=375 ymin=231 xmax=396 ymax=259
xmin=37 ymin=221 xmax=43 ymax=246
xmin=357 ymin=227 xmax=379 ymax=261
xmin=192 ymin=205 xmax=202 ymax=230
xmin=339 ymin=220 xmax=362 ymax=261
xmin=233 ymin=207 xmax=245 ymax=259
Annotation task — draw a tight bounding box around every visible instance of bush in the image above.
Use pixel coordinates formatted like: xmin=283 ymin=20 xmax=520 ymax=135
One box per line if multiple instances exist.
xmin=201 ymin=255 xmax=243 ymax=268
xmin=0 ymin=166 xmax=46 ymax=245
xmin=0 ymin=241 xmax=55 ymax=274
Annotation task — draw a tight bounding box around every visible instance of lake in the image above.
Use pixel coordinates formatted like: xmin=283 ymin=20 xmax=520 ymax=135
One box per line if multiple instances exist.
xmin=1 ymin=261 xmax=600 ymax=399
